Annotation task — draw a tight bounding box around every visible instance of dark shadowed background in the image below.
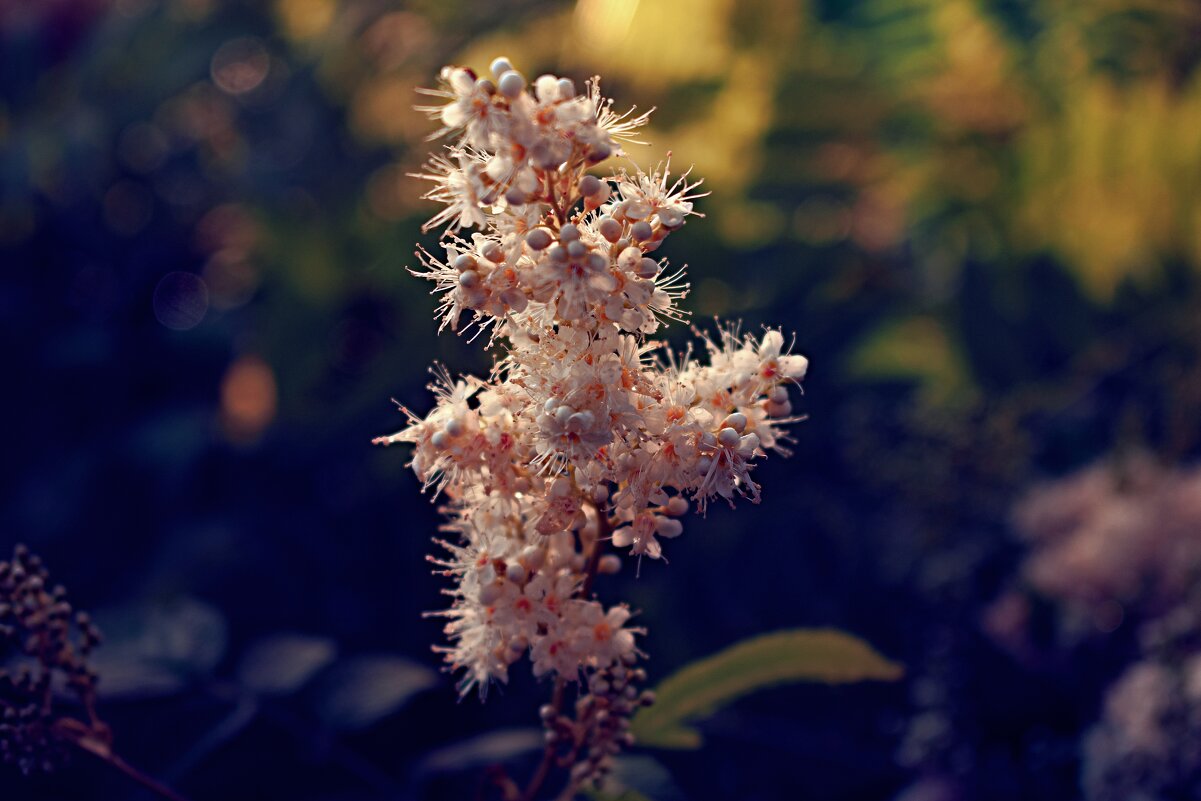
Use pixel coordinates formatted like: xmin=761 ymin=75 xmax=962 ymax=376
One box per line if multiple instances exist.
xmin=4 ymin=1 xmax=1201 ymax=799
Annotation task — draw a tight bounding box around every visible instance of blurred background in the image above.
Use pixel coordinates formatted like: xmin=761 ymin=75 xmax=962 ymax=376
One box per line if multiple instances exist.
xmin=4 ymin=0 xmax=1201 ymax=799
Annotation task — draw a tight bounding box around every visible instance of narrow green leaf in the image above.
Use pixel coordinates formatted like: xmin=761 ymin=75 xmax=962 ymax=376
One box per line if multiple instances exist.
xmin=313 ymin=655 xmax=438 ymax=731
xmin=630 ymin=628 xmax=903 ymax=749
xmin=238 ymin=633 xmax=337 ymax=695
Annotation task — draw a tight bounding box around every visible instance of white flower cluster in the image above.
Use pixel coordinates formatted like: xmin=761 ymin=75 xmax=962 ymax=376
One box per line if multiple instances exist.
xmin=378 ymin=58 xmax=808 ymax=700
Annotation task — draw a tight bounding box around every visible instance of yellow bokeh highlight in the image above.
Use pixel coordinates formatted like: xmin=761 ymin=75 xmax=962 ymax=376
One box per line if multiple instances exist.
xmin=275 ymin=0 xmax=336 ymax=42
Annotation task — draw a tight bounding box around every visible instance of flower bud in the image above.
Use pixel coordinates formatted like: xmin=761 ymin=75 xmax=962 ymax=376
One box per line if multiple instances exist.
xmin=635 ymin=257 xmax=659 ymax=279
xmin=579 ymin=175 xmax=603 ymax=198
xmin=497 ymin=69 xmax=525 ymax=98
xmin=504 ymin=186 xmax=526 ymax=206
xmin=665 ymin=496 xmax=689 ymax=516
xmin=587 ymin=142 xmax=611 ymax=163
xmin=526 ymin=228 xmax=553 ymax=250
xmin=482 ymin=241 xmax=504 ymax=263
xmin=655 ymin=517 xmax=683 ymax=538
xmin=489 ymin=57 xmax=513 ymax=80
xmin=738 ymin=432 xmax=761 ymax=457
xmin=598 ymin=217 xmax=622 ymax=243
xmin=722 ymin=412 xmax=747 ymax=432
xmin=630 ymin=221 xmax=653 ymax=242
xmin=717 ymin=427 xmax=741 ymax=448
xmin=500 ymin=288 xmax=528 ymax=313
xmin=598 ymin=554 xmax=622 ymax=575
xmin=559 ymin=223 xmax=581 ymax=242
xmin=478 ymin=581 xmax=502 ymax=605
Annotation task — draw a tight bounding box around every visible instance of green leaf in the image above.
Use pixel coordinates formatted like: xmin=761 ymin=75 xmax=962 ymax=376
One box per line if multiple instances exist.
xmin=847 ymin=315 xmax=974 ymax=404
xmin=89 ymin=597 xmax=228 ymax=699
xmin=417 ymin=727 xmax=543 ymax=776
xmin=630 ymin=628 xmax=903 ymax=749
xmin=312 ymin=654 xmax=438 ymax=731
xmin=238 ymin=633 xmax=338 ymax=695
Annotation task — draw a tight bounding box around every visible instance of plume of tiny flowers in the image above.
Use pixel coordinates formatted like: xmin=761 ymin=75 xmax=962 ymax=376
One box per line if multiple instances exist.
xmin=378 ymin=57 xmax=808 ymax=796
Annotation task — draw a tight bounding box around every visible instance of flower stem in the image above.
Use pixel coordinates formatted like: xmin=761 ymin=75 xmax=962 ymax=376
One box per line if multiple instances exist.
xmin=518 ymin=503 xmax=611 ymax=801
xmin=55 ymin=718 xmax=193 ymax=801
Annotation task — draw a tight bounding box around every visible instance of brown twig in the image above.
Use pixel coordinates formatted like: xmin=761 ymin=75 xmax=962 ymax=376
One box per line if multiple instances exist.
xmin=518 ymin=677 xmax=565 ymax=801
xmin=54 ymin=718 xmax=193 ymax=801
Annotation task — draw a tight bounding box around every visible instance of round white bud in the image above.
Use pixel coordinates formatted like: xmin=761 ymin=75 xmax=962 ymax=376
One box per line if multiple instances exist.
xmin=567 ymin=240 xmax=587 ymax=259
xmin=766 ymin=399 xmax=792 ymax=417
xmin=598 ymin=555 xmax=622 ymax=575
xmin=497 ymin=69 xmax=525 ymax=98
xmin=482 ymin=241 xmax=504 ymax=263
xmin=526 ymin=228 xmax=553 ymax=250
xmin=630 ymin=221 xmax=653 ymax=242
xmin=478 ymin=582 xmax=502 ymax=605
xmin=430 ymin=430 xmax=449 ymax=449
xmin=665 ymin=496 xmax=689 ymax=516
xmin=598 ymin=217 xmax=622 ymax=243
xmin=444 ymin=417 xmax=464 ymax=437
xmin=655 ymin=517 xmax=684 ymax=538
xmin=458 ymin=269 xmax=480 ymax=288
xmin=717 ymin=427 xmax=741 ymax=448
xmin=453 ymin=253 xmax=477 ymax=271
xmin=557 ymin=77 xmax=576 ymax=98
xmin=722 ymin=412 xmax=747 ymax=432
xmin=500 ymin=288 xmax=528 ymax=312
xmin=505 ymin=186 xmax=526 ymax=206
xmin=568 ymin=410 xmax=595 ymax=431
xmin=489 ymin=57 xmax=513 ymax=80
xmin=505 ymin=563 xmax=528 ymax=584
xmin=559 ymin=223 xmax=581 ymax=242
xmin=635 ymin=257 xmax=659 ymax=279
xmin=520 ymin=545 xmax=545 ymax=570
xmin=579 ymin=175 xmax=602 ymax=197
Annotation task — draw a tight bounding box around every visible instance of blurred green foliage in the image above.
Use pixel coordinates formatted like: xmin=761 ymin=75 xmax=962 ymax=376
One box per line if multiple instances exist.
xmin=5 ymin=0 xmax=1201 ymax=799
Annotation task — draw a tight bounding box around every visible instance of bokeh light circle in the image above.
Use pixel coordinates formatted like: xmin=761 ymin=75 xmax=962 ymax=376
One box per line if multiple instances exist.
xmin=152 ymin=272 xmax=209 ymax=330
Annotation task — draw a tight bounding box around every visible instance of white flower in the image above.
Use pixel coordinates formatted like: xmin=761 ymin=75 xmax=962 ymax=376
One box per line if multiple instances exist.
xmin=381 ymin=59 xmax=807 ymax=701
